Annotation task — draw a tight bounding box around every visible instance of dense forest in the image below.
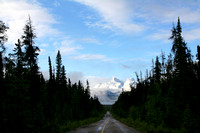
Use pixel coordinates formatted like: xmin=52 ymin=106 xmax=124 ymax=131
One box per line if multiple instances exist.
xmin=112 ymin=18 xmax=200 ymax=132
xmin=0 ymin=17 xmax=104 ymax=132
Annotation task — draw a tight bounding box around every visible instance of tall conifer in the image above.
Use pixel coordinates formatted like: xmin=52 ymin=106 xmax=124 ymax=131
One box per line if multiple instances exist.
xmin=13 ymin=39 xmax=25 ymax=77
xmin=154 ymin=56 xmax=161 ymax=82
xmin=56 ymin=50 xmax=62 ymax=83
xmin=22 ymin=16 xmax=39 ymax=75
xmin=48 ymin=56 xmax=53 ymax=81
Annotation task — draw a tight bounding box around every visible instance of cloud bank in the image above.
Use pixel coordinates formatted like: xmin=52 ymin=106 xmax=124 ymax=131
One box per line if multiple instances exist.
xmin=74 ymin=0 xmax=200 ymax=41
xmin=0 ymin=0 xmax=59 ymax=47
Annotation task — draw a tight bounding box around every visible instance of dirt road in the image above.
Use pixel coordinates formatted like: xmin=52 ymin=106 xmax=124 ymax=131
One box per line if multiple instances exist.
xmin=67 ymin=112 xmax=140 ymax=133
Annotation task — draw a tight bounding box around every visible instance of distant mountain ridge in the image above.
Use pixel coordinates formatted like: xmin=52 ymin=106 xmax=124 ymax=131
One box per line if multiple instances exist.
xmin=91 ymin=77 xmax=136 ymax=105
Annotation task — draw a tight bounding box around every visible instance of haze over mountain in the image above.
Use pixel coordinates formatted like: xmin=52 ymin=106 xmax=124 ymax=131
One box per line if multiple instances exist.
xmin=91 ymin=77 xmax=136 ymax=105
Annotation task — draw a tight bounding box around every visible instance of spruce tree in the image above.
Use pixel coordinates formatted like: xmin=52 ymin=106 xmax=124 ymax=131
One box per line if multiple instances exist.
xmin=68 ymin=78 xmax=72 ymax=89
xmin=4 ymin=55 xmax=15 ymax=78
xmin=166 ymin=53 xmax=173 ymax=78
xmin=22 ymin=16 xmax=39 ymax=75
xmin=56 ymin=50 xmax=62 ymax=83
xmin=168 ymin=17 xmax=195 ymax=128
xmin=161 ymin=51 xmax=166 ymax=74
xmin=85 ymin=80 xmax=90 ymax=97
xmin=154 ymin=56 xmax=161 ymax=83
xmin=169 ymin=17 xmax=191 ymax=77
xmin=61 ymin=65 xmax=67 ymax=86
xmin=21 ymin=16 xmax=43 ymax=131
xmin=48 ymin=56 xmax=53 ymax=81
xmin=13 ymin=39 xmax=25 ymax=77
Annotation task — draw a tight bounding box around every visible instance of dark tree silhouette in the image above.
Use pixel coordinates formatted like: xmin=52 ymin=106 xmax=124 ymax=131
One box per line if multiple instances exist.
xmin=22 ymin=16 xmax=39 ymax=75
xmin=56 ymin=50 xmax=62 ymax=83
xmin=112 ymin=18 xmax=200 ymax=132
xmin=0 ymin=18 xmax=104 ymax=132
xmin=12 ymin=39 xmax=25 ymax=78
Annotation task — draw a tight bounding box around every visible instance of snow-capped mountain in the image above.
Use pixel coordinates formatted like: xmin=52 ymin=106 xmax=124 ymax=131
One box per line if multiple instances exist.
xmin=94 ymin=77 xmax=124 ymax=90
xmin=91 ymin=77 xmax=136 ymax=105
xmin=123 ymin=77 xmax=136 ymax=91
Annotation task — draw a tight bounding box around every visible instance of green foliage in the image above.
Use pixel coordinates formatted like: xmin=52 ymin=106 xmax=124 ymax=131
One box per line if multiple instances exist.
xmin=117 ymin=117 xmax=180 ymax=133
xmin=112 ymin=18 xmax=200 ymax=132
xmin=60 ymin=114 xmax=104 ymax=132
xmin=0 ymin=19 xmax=104 ymax=133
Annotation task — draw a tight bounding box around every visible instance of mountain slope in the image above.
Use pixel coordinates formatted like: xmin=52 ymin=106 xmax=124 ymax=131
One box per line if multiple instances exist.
xmin=91 ymin=77 xmax=136 ymax=104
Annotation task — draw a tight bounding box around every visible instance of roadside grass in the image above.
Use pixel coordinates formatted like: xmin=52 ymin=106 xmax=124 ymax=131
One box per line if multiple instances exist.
xmin=60 ymin=114 xmax=105 ymax=133
xmin=112 ymin=115 xmax=181 ymax=133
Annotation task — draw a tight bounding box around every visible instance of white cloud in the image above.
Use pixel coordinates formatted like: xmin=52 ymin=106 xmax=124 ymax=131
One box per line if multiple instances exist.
xmin=53 ymin=0 xmax=60 ymax=7
xmin=0 ymin=0 xmax=85 ymax=57
xmin=74 ymin=0 xmax=144 ymax=33
xmin=59 ymin=39 xmax=83 ymax=55
xmin=148 ymin=30 xmax=171 ymax=43
xmin=78 ymin=37 xmax=102 ymax=45
xmin=67 ymin=72 xmax=110 ymax=89
xmin=74 ymin=0 xmax=200 ymax=41
xmin=183 ymin=28 xmax=200 ymax=41
xmin=67 ymin=73 xmax=112 ymax=99
xmin=71 ymin=54 xmax=113 ymax=61
xmin=85 ymin=21 xmax=114 ymax=31
xmin=129 ymin=0 xmax=200 ymax=24
xmin=148 ymin=28 xmax=200 ymax=43
xmin=72 ymin=54 xmax=104 ymax=60
xmin=86 ymin=76 xmax=110 ymax=93
xmin=68 ymin=71 xmax=85 ymax=84
xmin=40 ymin=43 xmax=49 ymax=47
xmin=39 ymin=48 xmax=47 ymax=55
xmin=124 ymin=57 xmax=149 ymax=62
xmin=41 ymin=69 xmax=49 ymax=80
xmin=0 ymin=0 xmax=59 ymax=48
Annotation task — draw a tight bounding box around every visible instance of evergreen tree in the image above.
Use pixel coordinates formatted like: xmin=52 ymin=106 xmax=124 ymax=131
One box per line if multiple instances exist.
xmin=197 ymin=45 xmax=200 ymax=79
xmin=0 ymin=52 xmax=4 ymax=132
xmin=112 ymin=17 xmax=200 ymax=132
xmin=4 ymin=53 xmax=16 ymax=78
xmin=68 ymin=78 xmax=72 ymax=88
xmin=0 ymin=19 xmax=104 ymax=133
xmin=53 ymin=66 xmax=56 ymax=81
xmin=169 ymin=17 xmax=192 ymax=77
xmin=21 ymin=16 xmax=44 ymax=131
xmin=160 ymin=51 xmax=166 ymax=74
xmin=85 ymin=80 xmax=90 ymax=97
xmin=22 ymin=16 xmax=39 ymax=75
xmin=154 ymin=56 xmax=161 ymax=82
xmin=166 ymin=53 xmax=173 ymax=79
xmin=13 ymin=39 xmax=25 ymax=77
xmin=0 ymin=52 xmax=3 ymax=81
xmin=61 ymin=65 xmax=67 ymax=86
xmin=48 ymin=56 xmax=53 ymax=81
xmin=56 ymin=50 xmax=62 ymax=83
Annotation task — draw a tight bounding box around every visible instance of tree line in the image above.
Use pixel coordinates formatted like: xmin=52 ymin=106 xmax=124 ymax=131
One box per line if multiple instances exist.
xmin=112 ymin=18 xmax=200 ymax=132
xmin=0 ymin=17 xmax=103 ymax=132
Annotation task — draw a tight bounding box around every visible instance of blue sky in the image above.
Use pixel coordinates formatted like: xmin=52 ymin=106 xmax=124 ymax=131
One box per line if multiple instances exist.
xmin=1 ymin=0 xmax=200 ymax=86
